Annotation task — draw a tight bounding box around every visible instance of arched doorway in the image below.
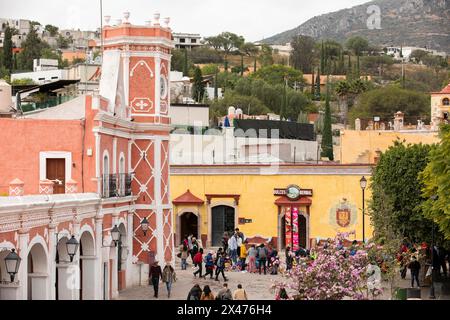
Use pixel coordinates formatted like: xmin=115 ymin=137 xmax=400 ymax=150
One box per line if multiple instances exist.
xmin=278 ymin=207 xmax=309 ymax=250
xmin=27 ymin=243 xmax=49 ymax=300
xmin=211 ymin=206 xmax=235 ymax=247
xmin=79 ymin=231 xmax=95 ymax=300
xmin=180 ymin=212 xmax=198 ymax=241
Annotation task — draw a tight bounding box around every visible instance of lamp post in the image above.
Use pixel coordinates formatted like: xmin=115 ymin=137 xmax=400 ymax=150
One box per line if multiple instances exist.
xmin=360 ymin=176 xmax=367 ymax=243
xmin=429 ymin=194 xmax=438 ymax=299
xmin=5 ymin=249 xmax=21 ymax=283
xmin=141 ymin=217 xmax=149 ymax=236
xmin=111 ymin=225 xmax=121 ymax=247
xmin=66 ymin=236 xmax=79 ymax=263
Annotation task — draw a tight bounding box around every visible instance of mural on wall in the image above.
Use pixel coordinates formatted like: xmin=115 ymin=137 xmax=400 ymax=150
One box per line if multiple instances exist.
xmin=328 ymin=198 xmax=358 ymax=229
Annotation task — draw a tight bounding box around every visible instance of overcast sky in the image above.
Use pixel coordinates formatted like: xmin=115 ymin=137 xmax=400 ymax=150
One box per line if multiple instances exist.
xmin=0 ymin=0 xmax=370 ymax=41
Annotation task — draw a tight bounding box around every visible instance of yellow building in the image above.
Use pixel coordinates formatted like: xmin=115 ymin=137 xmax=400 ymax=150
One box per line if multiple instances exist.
xmin=431 ymin=83 xmax=450 ymax=129
xmin=339 ymin=129 xmax=440 ymax=164
xmin=170 ymin=164 xmax=373 ymax=250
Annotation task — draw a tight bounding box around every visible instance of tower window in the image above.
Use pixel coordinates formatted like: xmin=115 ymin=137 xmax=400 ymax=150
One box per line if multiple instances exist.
xmin=443 ymin=98 xmax=450 ymax=106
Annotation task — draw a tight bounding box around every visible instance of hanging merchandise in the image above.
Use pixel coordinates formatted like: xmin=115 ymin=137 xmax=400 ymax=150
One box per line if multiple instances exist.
xmin=292 ymin=207 xmax=299 ymax=251
xmin=285 ymin=206 xmax=292 ymax=248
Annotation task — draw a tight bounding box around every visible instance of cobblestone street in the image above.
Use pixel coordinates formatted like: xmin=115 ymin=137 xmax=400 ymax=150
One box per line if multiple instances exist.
xmin=117 ymin=260 xmax=281 ymax=300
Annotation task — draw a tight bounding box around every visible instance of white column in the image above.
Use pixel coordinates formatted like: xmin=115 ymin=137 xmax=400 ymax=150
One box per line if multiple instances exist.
xmin=48 ymin=225 xmax=56 ymax=300
xmin=72 ymin=217 xmax=81 ymax=300
xmin=111 ymin=211 xmax=119 ymax=298
xmin=155 ymin=56 xmax=161 ymax=116
xmin=127 ymin=140 xmax=132 ymax=174
xmin=125 ymin=211 xmax=133 ymax=288
xmin=94 ymin=216 xmax=103 ymax=300
xmin=123 ymin=52 xmax=130 ymax=119
xmin=95 ymin=133 xmax=101 ymax=195
xmin=154 ymin=138 xmax=164 ymax=263
xmin=113 ymin=137 xmax=118 ymax=174
xmin=17 ymin=231 xmax=29 ymax=300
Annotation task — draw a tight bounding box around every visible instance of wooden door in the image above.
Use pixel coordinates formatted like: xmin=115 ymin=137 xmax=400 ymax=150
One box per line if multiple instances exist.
xmin=46 ymin=158 xmax=65 ymax=194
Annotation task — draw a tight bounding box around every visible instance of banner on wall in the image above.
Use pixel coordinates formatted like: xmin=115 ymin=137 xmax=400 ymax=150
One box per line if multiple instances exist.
xmin=285 ymin=206 xmax=292 ymax=248
xmin=292 ymin=207 xmax=299 ymax=251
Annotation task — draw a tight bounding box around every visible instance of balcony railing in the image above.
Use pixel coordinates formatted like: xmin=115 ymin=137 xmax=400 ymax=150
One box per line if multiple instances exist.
xmin=102 ymin=174 xmax=132 ymax=198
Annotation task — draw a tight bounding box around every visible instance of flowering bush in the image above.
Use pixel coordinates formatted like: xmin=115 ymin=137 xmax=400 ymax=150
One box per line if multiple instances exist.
xmin=273 ymin=233 xmax=383 ymax=300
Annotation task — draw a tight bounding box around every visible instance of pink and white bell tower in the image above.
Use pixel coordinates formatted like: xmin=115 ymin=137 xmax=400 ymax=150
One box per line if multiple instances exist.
xmin=102 ymin=12 xmax=174 ymax=267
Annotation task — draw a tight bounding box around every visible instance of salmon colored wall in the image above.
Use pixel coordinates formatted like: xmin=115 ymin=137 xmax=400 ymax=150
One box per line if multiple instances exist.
xmin=0 ymin=118 xmax=84 ymax=195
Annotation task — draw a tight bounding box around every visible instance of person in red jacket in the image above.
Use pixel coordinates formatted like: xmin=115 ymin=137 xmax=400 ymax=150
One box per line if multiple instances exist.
xmin=193 ymin=248 xmax=204 ymax=278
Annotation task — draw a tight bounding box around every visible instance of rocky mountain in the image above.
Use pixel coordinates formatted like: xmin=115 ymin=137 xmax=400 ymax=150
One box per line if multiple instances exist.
xmin=262 ymin=0 xmax=450 ymax=53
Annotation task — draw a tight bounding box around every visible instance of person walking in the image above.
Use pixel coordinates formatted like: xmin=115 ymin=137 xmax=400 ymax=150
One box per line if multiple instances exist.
xmin=233 ymin=284 xmax=248 ymax=300
xmin=193 ymin=248 xmax=204 ymax=278
xmin=215 ymin=252 xmax=228 ymax=281
xmin=191 ymin=237 xmax=199 ymax=264
xmin=285 ymin=246 xmax=293 ymax=271
xmin=247 ymin=245 xmax=257 ymax=273
xmin=257 ymin=244 xmax=268 ymax=275
xmin=408 ymin=256 xmax=421 ymax=288
xmin=239 ymin=240 xmax=248 ymax=271
xmin=179 ymin=241 xmax=189 ymax=270
xmin=222 ymin=232 xmax=229 ymax=253
xmin=228 ymin=234 xmax=238 ymax=265
xmin=187 ymin=284 xmax=202 ymax=301
xmin=203 ymin=251 xmax=215 ymax=279
xmin=162 ymin=262 xmax=177 ymax=298
xmin=216 ymin=283 xmax=233 ymax=300
xmin=200 ymin=285 xmax=215 ymax=300
xmin=149 ymin=260 xmax=163 ymax=298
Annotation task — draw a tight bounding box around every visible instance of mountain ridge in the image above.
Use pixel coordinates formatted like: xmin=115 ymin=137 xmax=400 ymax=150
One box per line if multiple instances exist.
xmin=261 ymin=0 xmax=450 ymax=53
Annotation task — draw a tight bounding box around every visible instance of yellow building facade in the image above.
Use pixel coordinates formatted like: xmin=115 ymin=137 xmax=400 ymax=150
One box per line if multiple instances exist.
xmin=339 ymin=130 xmax=440 ymax=164
xmin=170 ymin=164 xmax=373 ymax=250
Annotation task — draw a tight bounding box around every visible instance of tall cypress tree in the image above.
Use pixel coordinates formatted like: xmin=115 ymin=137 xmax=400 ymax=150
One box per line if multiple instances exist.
xmin=192 ymin=66 xmax=205 ymax=103
xmin=240 ymin=54 xmax=244 ymax=76
xmin=320 ymin=41 xmax=325 ymax=75
xmin=315 ymin=67 xmax=321 ymax=100
xmin=253 ymin=56 xmax=257 ymax=73
xmin=346 ymin=55 xmax=352 ymax=80
xmin=3 ymin=25 xmax=13 ymax=72
xmin=214 ymin=69 xmax=218 ymax=101
xmin=321 ymin=78 xmax=333 ymax=161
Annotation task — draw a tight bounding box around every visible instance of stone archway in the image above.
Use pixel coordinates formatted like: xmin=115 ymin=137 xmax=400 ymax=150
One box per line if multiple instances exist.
xmin=79 ymin=231 xmax=95 ymax=300
xmin=178 ymin=211 xmax=200 ymax=243
xmin=27 ymin=242 xmax=49 ymax=300
xmin=277 ymin=206 xmax=310 ymax=251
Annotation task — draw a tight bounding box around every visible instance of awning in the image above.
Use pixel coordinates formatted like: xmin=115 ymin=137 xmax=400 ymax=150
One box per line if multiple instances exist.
xmin=172 ymin=189 xmax=204 ymax=205
xmin=274 ymin=195 xmax=312 ymax=206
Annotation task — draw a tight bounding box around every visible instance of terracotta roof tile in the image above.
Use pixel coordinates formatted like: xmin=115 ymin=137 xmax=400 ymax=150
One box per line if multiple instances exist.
xmin=172 ymin=189 xmax=204 ymax=205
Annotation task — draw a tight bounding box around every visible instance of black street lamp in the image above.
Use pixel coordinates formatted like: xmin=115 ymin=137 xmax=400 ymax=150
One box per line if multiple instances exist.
xmin=111 ymin=225 xmax=121 ymax=247
xmin=360 ymin=176 xmax=367 ymax=243
xmin=141 ymin=217 xmax=149 ymax=236
xmin=5 ymin=249 xmax=21 ymax=283
xmin=66 ymin=236 xmax=79 ymax=263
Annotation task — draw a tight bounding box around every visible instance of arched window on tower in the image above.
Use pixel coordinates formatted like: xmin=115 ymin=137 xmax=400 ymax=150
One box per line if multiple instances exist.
xmin=443 ymin=98 xmax=450 ymax=106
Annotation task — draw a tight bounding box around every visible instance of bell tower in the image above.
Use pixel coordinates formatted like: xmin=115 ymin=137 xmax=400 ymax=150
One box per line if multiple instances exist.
xmin=102 ymin=12 xmax=174 ymax=266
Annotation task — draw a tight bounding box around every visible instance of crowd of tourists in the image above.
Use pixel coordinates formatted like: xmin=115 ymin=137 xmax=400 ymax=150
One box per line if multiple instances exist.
xmin=187 ymin=283 xmax=249 ymax=300
xmin=397 ymin=241 xmax=449 ymax=288
xmin=178 ymin=228 xmax=282 ymax=278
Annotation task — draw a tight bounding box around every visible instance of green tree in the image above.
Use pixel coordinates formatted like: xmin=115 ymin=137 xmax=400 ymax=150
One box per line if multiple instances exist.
xmin=349 ymin=86 xmax=430 ymax=124
xmin=258 ymin=44 xmax=274 ymax=67
xmin=57 ymin=35 xmax=70 ymax=49
xmin=420 ymin=125 xmax=450 ymax=240
xmin=44 ymin=24 xmax=59 ymax=37
xmin=320 ymin=79 xmax=333 ymax=160
xmin=192 ymin=66 xmax=205 ymax=103
xmin=314 ymin=67 xmax=321 ymax=100
xmin=2 ymin=25 xmax=13 ymax=73
xmin=183 ymin=49 xmax=189 ymax=76
xmin=204 ymin=32 xmax=244 ymax=71
xmin=290 ymin=35 xmax=315 ymax=74
xmin=17 ymin=26 xmax=50 ymax=71
xmin=251 ymin=64 xmax=304 ymax=87
xmin=346 ymin=36 xmax=369 ymax=78
xmin=370 ymin=141 xmax=442 ymax=243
